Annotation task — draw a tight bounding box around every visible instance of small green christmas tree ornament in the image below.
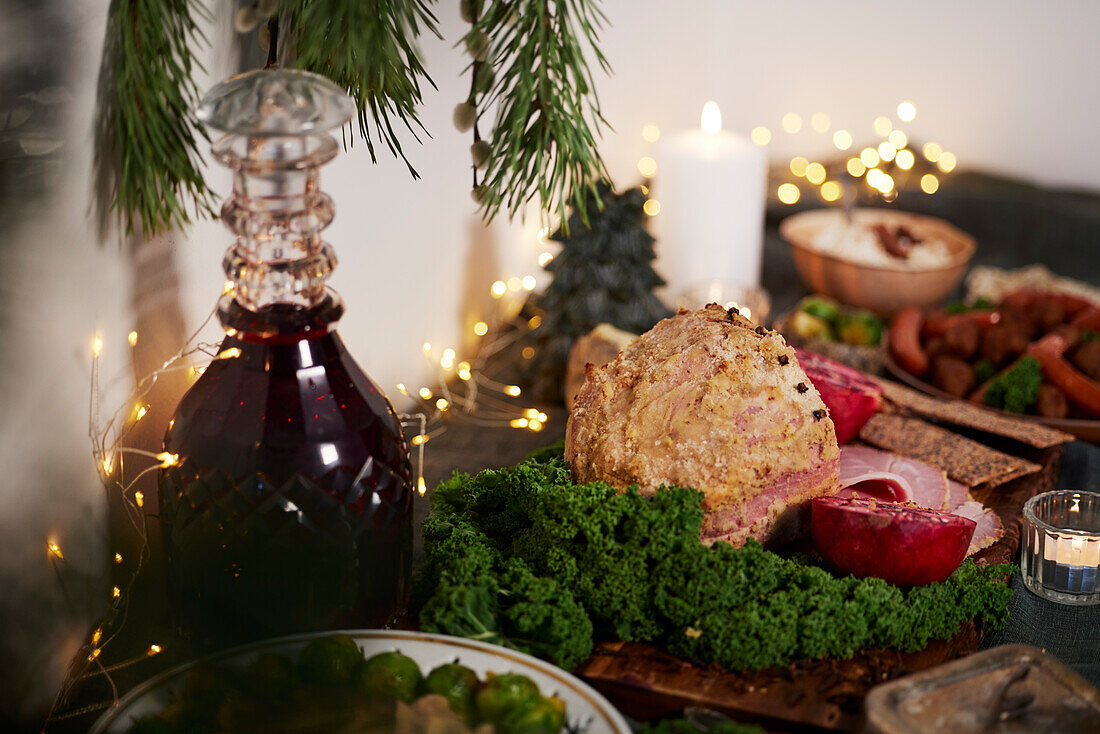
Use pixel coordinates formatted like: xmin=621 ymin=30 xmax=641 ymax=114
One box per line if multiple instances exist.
xmin=528 ymin=183 xmax=673 ymax=400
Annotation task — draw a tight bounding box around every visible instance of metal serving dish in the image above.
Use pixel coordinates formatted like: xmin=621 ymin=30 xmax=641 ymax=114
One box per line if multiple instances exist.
xmin=864 ymin=644 xmax=1100 ymax=733
xmin=91 ymin=630 xmax=631 ymax=734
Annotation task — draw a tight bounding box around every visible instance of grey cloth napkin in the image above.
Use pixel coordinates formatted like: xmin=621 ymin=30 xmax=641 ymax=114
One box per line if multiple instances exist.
xmin=979 ymin=442 xmax=1100 ymax=688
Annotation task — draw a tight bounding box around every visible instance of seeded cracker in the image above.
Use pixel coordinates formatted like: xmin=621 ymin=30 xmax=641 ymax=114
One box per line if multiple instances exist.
xmin=859 ymin=413 xmax=1040 ymax=487
xmin=876 ymin=379 xmax=1074 ymax=449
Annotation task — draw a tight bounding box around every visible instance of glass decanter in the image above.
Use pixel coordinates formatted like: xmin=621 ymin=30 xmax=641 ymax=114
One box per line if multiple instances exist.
xmin=159 ymin=70 xmax=412 ymax=650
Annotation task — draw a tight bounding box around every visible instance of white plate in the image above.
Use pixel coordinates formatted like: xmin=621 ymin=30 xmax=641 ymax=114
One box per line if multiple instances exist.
xmin=90 ymin=629 xmax=631 ymax=734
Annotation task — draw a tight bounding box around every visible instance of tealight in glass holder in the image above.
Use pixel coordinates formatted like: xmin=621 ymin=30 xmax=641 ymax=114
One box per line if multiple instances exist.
xmin=1021 ymin=490 xmax=1100 ymax=606
xmin=675 ymin=280 xmax=771 ymax=325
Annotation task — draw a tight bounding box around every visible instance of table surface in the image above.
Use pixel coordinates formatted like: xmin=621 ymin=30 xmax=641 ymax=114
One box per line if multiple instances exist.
xmin=40 ymin=171 xmax=1100 ymax=733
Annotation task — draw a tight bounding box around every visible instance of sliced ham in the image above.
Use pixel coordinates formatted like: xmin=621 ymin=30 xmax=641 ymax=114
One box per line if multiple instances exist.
xmin=945 ymin=479 xmax=971 ymax=513
xmin=837 ymin=463 xmax=912 ymax=502
xmin=839 ymin=445 xmax=948 ymax=507
xmin=953 ymin=500 xmax=1004 ymax=556
xmin=839 ymin=447 xmax=1001 ymax=557
xmin=837 ymin=478 xmax=910 ymax=503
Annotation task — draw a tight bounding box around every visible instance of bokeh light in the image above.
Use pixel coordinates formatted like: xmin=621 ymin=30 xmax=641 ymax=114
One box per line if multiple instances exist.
xmin=782 ymin=112 xmax=803 ymax=134
xmin=777 ymin=183 xmax=801 ymax=204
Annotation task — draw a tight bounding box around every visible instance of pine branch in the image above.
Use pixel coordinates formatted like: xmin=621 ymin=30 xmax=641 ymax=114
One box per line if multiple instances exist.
xmin=282 ymin=0 xmax=440 ymax=178
xmin=469 ymin=0 xmax=611 ymax=229
xmin=93 ymin=0 xmax=215 ymax=239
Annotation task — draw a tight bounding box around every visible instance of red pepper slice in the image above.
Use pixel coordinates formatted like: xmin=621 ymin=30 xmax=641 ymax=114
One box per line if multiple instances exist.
xmin=1027 ymin=334 xmax=1100 ymax=417
xmin=921 ymin=309 xmax=1001 ymax=337
xmin=889 ymin=307 xmax=929 ymax=376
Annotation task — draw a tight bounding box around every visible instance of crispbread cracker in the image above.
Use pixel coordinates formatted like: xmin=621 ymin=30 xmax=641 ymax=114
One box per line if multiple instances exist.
xmin=876 ymin=379 xmax=1075 ymax=449
xmin=859 ymin=412 xmax=1040 ymax=487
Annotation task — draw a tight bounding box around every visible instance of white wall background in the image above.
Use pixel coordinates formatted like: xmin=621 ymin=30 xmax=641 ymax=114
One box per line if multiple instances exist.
xmin=4 ymin=0 xmax=1099 ymax=715
xmin=181 ymin=0 xmax=1100 ymax=400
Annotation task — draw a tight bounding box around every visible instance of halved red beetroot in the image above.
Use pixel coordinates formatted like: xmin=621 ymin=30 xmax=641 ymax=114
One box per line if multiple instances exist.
xmin=794 ymin=348 xmax=883 ymax=444
xmin=811 ymin=496 xmax=976 ymax=586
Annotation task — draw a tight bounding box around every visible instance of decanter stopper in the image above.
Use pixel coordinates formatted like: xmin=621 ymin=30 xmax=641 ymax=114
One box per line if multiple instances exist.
xmin=197 ymin=69 xmax=355 ymax=315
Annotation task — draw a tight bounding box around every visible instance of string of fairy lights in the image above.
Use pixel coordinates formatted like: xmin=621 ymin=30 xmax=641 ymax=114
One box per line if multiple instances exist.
xmin=44 ymin=275 xmax=552 ymax=724
xmin=634 ymin=100 xmax=958 ymax=213
xmin=397 ymin=273 xmax=556 ymax=443
xmin=45 ymin=315 xmax=219 ymax=725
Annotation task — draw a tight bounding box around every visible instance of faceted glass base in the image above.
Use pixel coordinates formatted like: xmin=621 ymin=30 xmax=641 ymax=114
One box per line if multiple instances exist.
xmin=161 ymin=319 xmax=412 ymax=649
xmin=1021 ymin=490 xmax=1100 ymax=607
xmin=161 ymin=465 xmax=410 ymax=649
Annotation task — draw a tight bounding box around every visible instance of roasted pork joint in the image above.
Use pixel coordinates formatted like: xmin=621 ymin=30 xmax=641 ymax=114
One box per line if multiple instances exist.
xmin=566 ymin=304 xmax=840 ymax=547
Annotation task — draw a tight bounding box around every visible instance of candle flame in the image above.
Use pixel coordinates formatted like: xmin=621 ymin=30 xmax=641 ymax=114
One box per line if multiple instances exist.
xmin=700 ymin=101 xmax=722 ymax=134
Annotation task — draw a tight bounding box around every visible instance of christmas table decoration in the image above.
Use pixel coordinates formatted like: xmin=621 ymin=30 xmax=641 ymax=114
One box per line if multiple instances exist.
xmin=1021 ymin=490 xmax=1100 ymax=605
xmin=653 ymin=102 xmax=768 ymax=296
xmin=528 ymin=183 xmax=672 ymax=400
xmin=159 ymin=69 xmax=413 ymax=650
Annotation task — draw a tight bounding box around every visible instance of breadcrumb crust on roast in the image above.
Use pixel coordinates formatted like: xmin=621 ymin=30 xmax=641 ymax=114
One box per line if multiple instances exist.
xmin=566 ymin=304 xmax=840 ymax=545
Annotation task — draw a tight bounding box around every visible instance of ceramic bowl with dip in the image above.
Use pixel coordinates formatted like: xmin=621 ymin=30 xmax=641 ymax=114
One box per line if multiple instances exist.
xmin=780 ymin=208 xmax=976 ymax=314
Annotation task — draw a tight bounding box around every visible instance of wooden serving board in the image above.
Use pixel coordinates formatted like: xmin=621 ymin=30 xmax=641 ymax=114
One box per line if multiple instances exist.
xmin=576 ymin=434 xmax=1065 ymax=732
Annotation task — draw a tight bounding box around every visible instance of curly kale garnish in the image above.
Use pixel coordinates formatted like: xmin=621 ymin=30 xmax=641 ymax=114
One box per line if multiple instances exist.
xmin=983 ymin=356 xmax=1043 ymax=413
xmin=417 ymin=453 xmax=1015 ymax=672
xmin=638 ymin=718 xmax=764 ymax=734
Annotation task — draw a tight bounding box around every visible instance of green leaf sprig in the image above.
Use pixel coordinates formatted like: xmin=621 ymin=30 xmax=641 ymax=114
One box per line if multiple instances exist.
xmin=283 ymin=0 xmax=441 ymax=178
xmin=463 ymin=0 xmax=612 ymax=228
xmin=93 ymin=0 xmax=215 ymax=238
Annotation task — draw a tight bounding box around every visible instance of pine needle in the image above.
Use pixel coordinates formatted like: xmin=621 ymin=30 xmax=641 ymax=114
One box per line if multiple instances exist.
xmin=93 ymin=0 xmax=215 ymax=238
xmin=469 ymin=0 xmax=611 ymax=228
xmin=282 ymin=0 xmax=441 ymax=178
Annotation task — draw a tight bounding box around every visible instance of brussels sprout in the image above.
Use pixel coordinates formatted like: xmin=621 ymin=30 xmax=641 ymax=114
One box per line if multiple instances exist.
xmin=355 ymin=651 xmax=424 ymax=702
xmin=180 ymin=665 xmax=242 ymax=718
xmin=504 ymin=696 xmax=566 ymax=734
xmin=475 ymin=673 xmax=541 ymax=724
xmin=788 ymin=311 xmax=833 ymax=340
xmin=798 ymin=296 xmax=840 ymax=324
xmin=297 ymin=635 xmax=364 ymax=685
xmin=126 ymin=718 xmax=179 ymax=734
xmin=424 ymin=662 xmax=480 ymax=721
xmin=836 ymin=311 xmax=884 ymax=346
xmin=243 ymin=652 xmax=298 ymax=698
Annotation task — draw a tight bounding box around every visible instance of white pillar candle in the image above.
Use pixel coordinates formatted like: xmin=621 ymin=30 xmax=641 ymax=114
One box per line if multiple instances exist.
xmin=653 ymin=102 xmax=768 ymax=298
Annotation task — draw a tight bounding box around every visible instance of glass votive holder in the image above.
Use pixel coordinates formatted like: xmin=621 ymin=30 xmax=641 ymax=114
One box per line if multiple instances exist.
xmin=1021 ymin=490 xmax=1100 ymax=606
xmin=675 ymin=280 xmax=771 ymax=325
